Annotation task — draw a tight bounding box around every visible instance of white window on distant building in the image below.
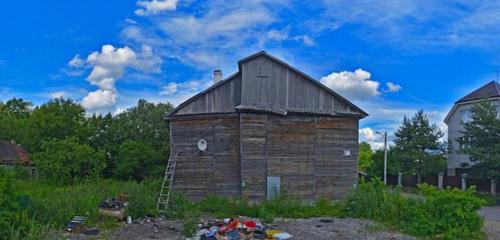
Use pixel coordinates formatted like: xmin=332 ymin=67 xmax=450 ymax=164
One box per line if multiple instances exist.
xmin=460 ymin=109 xmax=473 ymax=123
xmin=496 ymin=106 xmax=500 ymax=119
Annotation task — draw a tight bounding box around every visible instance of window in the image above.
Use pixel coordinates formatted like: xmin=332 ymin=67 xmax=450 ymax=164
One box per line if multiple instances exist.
xmin=458 ymin=136 xmax=471 ymax=150
xmin=460 ymin=109 xmax=473 ymax=123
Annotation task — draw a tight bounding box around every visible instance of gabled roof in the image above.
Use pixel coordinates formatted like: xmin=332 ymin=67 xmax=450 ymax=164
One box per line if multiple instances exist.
xmin=238 ymin=51 xmax=368 ymax=117
xmin=166 ymin=51 xmax=368 ymax=118
xmin=444 ymin=81 xmax=500 ymax=123
xmin=0 ymin=140 xmax=30 ymax=165
xmin=456 ymin=81 xmax=500 ymax=103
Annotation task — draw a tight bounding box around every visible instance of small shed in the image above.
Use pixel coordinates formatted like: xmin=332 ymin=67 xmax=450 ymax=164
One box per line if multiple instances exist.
xmin=165 ymin=51 xmax=368 ymax=202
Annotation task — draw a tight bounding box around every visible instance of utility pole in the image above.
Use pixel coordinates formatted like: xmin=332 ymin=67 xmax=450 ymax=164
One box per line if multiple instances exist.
xmin=377 ymin=131 xmax=388 ymax=184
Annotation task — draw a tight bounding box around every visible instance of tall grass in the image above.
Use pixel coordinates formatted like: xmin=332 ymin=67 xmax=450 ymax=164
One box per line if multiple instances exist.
xmin=2 ymin=178 xmax=161 ymax=240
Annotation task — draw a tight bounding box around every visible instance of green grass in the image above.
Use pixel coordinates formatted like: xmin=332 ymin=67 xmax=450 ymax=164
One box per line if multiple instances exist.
xmin=3 ymin=178 xmax=161 ymax=240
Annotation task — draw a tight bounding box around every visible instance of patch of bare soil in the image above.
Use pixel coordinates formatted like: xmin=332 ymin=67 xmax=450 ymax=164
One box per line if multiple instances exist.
xmin=57 ymin=217 xmax=415 ymax=240
xmin=271 ymin=217 xmax=415 ymax=240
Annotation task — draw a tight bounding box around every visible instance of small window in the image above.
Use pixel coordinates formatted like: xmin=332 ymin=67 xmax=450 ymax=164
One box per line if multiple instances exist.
xmin=460 ymin=109 xmax=473 ymax=123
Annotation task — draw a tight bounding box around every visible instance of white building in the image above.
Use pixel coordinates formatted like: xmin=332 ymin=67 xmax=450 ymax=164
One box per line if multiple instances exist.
xmin=444 ymin=81 xmax=500 ymax=176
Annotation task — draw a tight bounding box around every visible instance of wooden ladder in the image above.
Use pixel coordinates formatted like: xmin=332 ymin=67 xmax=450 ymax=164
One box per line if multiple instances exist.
xmin=157 ymin=151 xmax=179 ymax=211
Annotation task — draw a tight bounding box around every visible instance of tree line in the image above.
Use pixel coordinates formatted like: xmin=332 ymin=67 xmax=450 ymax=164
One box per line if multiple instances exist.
xmin=0 ymin=98 xmax=174 ymax=185
xmin=359 ymin=102 xmax=500 ymax=183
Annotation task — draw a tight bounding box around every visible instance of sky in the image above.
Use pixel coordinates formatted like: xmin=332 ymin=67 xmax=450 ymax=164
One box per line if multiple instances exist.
xmin=1 ymin=0 xmax=500 ymax=149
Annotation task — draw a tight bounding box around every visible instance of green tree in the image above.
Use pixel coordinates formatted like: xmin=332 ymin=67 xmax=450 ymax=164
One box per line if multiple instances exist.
xmin=0 ymin=98 xmax=32 ymax=142
xmin=112 ymin=99 xmax=173 ymax=178
xmin=33 ymin=137 xmax=106 ymax=185
xmin=114 ymin=140 xmax=160 ymax=181
xmin=366 ymin=148 xmax=400 ymax=178
xmin=25 ymin=98 xmax=86 ymax=152
xmin=358 ymin=142 xmax=373 ymax=172
xmin=458 ymin=101 xmax=500 ymax=181
xmin=394 ymin=110 xmax=446 ymax=182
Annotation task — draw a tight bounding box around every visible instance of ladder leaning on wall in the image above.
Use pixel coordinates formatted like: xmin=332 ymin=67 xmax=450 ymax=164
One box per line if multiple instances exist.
xmin=156 ymin=151 xmax=179 ymax=211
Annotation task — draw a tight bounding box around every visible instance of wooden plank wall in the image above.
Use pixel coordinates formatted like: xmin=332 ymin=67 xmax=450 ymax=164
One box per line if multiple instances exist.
xmin=241 ymin=113 xmax=358 ymax=202
xmin=240 ymin=55 xmax=360 ymax=115
xmin=267 ymin=115 xmax=315 ymax=200
xmin=240 ymin=113 xmax=268 ymax=201
xmin=314 ymin=117 xmax=359 ymax=200
xmin=170 ymin=114 xmax=240 ymax=201
xmin=174 ymin=75 xmax=241 ymax=116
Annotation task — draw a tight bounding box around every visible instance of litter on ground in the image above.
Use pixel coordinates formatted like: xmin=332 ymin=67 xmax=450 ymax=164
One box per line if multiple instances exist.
xmin=190 ymin=216 xmax=293 ymax=240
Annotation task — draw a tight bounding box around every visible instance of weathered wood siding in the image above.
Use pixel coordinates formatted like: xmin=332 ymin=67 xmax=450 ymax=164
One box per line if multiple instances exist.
xmin=240 ymin=114 xmax=268 ymax=201
xmin=240 ymin=113 xmax=359 ymax=202
xmin=314 ymin=117 xmax=358 ymax=200
xmin=240 ymin=55 xmax=361 ymax=115
xmin=170 ymin=114 xmax=240 ymax=201
xmin=174 ymin=75 xmax=241 ymax=116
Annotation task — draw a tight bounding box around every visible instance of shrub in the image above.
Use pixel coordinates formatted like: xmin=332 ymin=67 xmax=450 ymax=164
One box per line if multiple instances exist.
xmin=33 ymin=137 xmax=106 ymax=185
xmin=344 ymin=178 xmax=485 ymax=239
xmin=114 ymin=140 xmax=161 ymax=181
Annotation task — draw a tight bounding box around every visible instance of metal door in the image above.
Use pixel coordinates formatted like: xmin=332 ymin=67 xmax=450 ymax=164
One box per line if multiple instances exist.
xmin=267 ymin=176 xmax=281 ymax=200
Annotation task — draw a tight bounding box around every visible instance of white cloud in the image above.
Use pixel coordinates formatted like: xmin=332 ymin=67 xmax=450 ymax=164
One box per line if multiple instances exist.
xmin=69 ymin=44 xmax=161 ymax=113
xmin=124 ymin=0 xmax=287 ymax=69
xmin=160 ymin=82 xmax=178 ymax=95
xmin=267 ymin=30 xmax=288 ymax=41
xmin=293 ymin=35 xmax=315 ymax=46
xmin=319 ymin=1 xmax=500 ymax=50
xmin=50 ymin=91 xmax=66 ymax=99
xmin=320 ymin=69 xmax=380 ymax=101
xmin=159 ymin=79 xmax=211 ymax=106
xmin=68 ymin=55 xmax=85 ymax=68
xmin=359 ymin=127 xmax=385 ymax=150
xmin=81 ymin=89 xmax=117 ymax=111
xmin=386 ymin=82 xmax=402 ymax=92
xmin=135 ymin=0 xmax=179 ymax=16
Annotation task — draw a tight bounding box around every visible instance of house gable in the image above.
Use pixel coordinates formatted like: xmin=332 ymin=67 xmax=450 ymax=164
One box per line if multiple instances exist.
xmin=168 ymin=51 xmax=368 ymax=118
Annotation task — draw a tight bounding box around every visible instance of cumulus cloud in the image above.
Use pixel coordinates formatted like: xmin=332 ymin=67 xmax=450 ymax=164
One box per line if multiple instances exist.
xmin=359 ymin=127 xmax=385 ymax=150
xmin=386 ymin=82 xmax=402 ymax=92
xmin=135 ymin=0 xmax=179 ymax=16
xmin=320 ymin=69 xmax=380 ymax=101
xmin=69 ymin=44 xmax=161 ymax=113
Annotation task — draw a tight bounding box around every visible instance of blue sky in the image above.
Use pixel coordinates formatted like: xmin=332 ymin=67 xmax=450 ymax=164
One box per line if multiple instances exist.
xmin=1 ymin=0 xmax=500 ymax=148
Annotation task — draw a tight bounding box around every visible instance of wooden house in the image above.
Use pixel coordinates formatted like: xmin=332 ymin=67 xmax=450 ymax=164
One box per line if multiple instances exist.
xmin=165 ymin=51 xmax=368 ymax=202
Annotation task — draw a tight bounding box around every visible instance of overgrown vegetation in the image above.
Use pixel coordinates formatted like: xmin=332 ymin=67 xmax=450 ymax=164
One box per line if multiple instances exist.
xmin=345 ymin=179 xmax=485 ymax=239
xmin=0 ymin=168 xmax=160 ymax=240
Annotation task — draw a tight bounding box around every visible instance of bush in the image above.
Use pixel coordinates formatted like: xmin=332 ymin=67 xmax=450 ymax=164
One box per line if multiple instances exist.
xmin=0 ymin=169 xmax=48 ymax=240
xmin=114 ymin=140 xmax=161 ymax=181
xmin=33 ymin=137 xmax=106 ymax=185
xmin=344 ymin=178 xmax=485 ymax=239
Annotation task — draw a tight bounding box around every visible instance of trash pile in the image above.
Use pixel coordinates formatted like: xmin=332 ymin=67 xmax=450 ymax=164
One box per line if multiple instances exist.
xmin=98 ymin=194 xmax=129 ymax=220
xmin=193 ymin=217 xmax=292 ymax=240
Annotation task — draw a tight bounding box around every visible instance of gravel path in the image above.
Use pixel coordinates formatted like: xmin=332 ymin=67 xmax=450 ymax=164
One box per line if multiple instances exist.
xmin=271 ymin=217 xmax=415 ymax=240
xmin=479 ymin=206 xmax=500 ymax=240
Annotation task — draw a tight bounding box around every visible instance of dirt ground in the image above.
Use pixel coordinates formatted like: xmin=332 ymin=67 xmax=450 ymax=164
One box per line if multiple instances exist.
xmin=58 ymin=217 xmax=415 ymax=240
xmin=478 ymin=206 xmax=500 ymax=240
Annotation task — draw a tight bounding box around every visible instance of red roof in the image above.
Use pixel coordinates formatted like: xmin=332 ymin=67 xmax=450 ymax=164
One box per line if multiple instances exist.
xmin=0 ymin=140 xmax=31 ymax=165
